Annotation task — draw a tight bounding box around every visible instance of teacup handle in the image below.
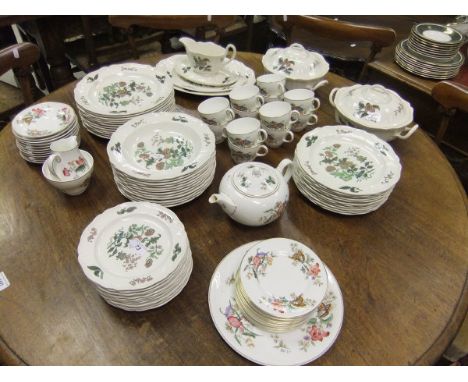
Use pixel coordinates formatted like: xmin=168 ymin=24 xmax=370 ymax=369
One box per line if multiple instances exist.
xmin=283 ymin=131 xmax=294 ymax=143
xmin=306 ymin=114 xmax=318 ymax=126
xmin=47 ymin=154 xmax=63 ymax=180
xmin=329 ymin=88 xmax=339 ymax=108
xmin=290 ymin=110 xmax=300 ymax=123
xmin=256 ymin=95 xmax=265 ymax=107
xmin=311 ymin=98 xmax=321 ymax=111
xmin=395 ymin=124 xmax=419 ymax=140
xmin=255 ymin=145 xmax=269 ymax=157
xmin=226 ymin=108 xmax=236 ymax=121
xmin=276 ymin=158 xmax=293 ymax=183
xmin=259 ymin=129 xmax=268 ymax=143
xmin=224 ymin=44 xmax=237 ymax=64
xmin=277 ymin=83 xmax=286 ymax=94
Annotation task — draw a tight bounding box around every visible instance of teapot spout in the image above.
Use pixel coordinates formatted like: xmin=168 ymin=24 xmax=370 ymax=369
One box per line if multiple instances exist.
xmin=209 ymin=193 xmax=236 ymax=214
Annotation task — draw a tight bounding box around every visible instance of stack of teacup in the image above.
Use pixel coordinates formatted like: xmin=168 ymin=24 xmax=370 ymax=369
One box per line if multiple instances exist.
xmin=198 ymin=97 xmax=236 ymax=144
xmin=256 ymin=73 xmax=286 ymax=102
xmin=283 ymin=89 xmax=320 ymax=133
xmin=229 ymin=85 xmax=264 ymax=118
xmin=224 ymin=118 xmax=269 ymax=164
xmin=258 ymin=101 xmax=299 ymax=148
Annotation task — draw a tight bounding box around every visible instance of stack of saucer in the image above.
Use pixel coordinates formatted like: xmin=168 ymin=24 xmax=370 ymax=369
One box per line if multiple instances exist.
xmin=293 ymin=126 xmax=402 ymax=215
xmin=12 ymin=102 xmax=80 ymax=163
xmin=77 ymin=202 xmax=192 ymax=311
xmin=107 ymin=112 xmax=216 ymax=207
xmin=395 ymin=23 xmax=465 ymax=79
xmin=74 ymin=63 xmax=175 ymax=139
xmin=234 ymin=238 xmax=328 ymax=333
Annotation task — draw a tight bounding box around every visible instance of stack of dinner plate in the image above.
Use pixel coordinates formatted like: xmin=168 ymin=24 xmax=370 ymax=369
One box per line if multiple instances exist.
xmin=107 ymin=112 xmax=216 ymax=207
xmin=12 ymin=102 xmax=80 ymax=163
xmin=395 ymin=23 xmax=465 ymax=79
xmin=292 ymin=126 xmax=402 ymax=215
xmin=77 ymin=202 xmax=192 ymax=311
xmin=74 ymin=63 xmax=176 ymax=139
xmin=234 ymin=238 xmax=328 ymax=333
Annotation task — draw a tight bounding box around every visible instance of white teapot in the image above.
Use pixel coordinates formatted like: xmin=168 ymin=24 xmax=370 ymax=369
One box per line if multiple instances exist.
xmin=209 ymin=159 xmax=293 ymax=226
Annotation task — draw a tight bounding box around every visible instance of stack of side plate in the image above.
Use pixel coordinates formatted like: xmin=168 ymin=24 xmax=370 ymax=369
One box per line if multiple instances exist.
xmin=395 ymin=23 xmax=465 ymax=80
xmin=208 ymin=240 xmax=344 ymax=365
xmin=155 ymin=54 xmax=256 ymax=96
xmin=292 ymin=126 xmax=402 ymax=215
xmin=107 ymin=112 xmax=216 ymax=207
xmin=74 ymin=63 xmax=176 ymax=139
xmin=12 ymin=102 xmax=80 ymax=163
xmin=77 ymin=202 xmax=192 ymax=311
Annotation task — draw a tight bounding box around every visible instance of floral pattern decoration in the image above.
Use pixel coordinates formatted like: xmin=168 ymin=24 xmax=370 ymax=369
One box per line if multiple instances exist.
xmin=193 ymin=56 xmax=212 ymax=72
xmin=243 ymin=249 xmax=275 ymax=280
xmin=260 ymin=292 xmax=315 ymax=314
xmin=98 ymin=81 xmax=153 ymax=109
xmin=262 ymin=120 xmax=285 ymax=130
xmin=319 ymin=144 xmax=375 ymax=182
xmin=135 ymin=133 xmax=193 ymax=171
xmin=62 ymin=156 xmax=88 ymax=178
xmin=259 ymin=200 xmax=287 ymax=224
xmin=354 ymin=101 xmax=381 ymax=123
xmin=289 ymin=242 xmax=323 ymax=286
xmin=107 ymin=224 xmax=163 ymax=271
xmin=220 ymin=300 xmax=259 ymax=347
xmin=273 ymin=57 xmax=295 ymax=75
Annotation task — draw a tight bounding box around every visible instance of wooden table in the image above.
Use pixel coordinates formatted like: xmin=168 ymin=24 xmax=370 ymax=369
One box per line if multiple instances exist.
xmin=0 ymin=52 xmax=466 ymax=366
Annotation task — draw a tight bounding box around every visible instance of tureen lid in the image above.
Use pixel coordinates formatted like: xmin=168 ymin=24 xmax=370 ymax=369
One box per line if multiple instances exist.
xmin=333 ymin=84 xmax=413 ymax=130
xmin=231 ymin=162 xmax=281 ymax=198
xmin=262 ymin=43 xmax=329 ymax=81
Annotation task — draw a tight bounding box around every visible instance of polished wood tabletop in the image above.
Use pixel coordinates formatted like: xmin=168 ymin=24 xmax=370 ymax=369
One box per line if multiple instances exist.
xmin=0 ymin=52 xmax=466 ymax=366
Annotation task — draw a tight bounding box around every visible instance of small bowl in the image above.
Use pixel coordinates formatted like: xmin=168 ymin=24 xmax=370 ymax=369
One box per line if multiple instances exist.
xmin=42 ymin=149 xmax=94 ymax=195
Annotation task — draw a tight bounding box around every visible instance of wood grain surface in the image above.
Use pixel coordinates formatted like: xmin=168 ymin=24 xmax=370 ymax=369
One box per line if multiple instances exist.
xmin=0 ymin=52 xmax=466 ymax=365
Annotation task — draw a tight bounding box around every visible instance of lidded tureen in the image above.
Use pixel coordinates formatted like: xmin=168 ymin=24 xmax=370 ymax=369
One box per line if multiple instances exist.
xmin=329 ymin=84 xmax=419 ymax=141
xmin=262 ymin=43 xmax=329 ymax=90
xmin=209 ymin=159 xmax=293 ymax=226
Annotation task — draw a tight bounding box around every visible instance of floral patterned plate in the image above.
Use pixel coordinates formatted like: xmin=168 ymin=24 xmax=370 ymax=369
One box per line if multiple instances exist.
xmin=107 ymin=112 xmax=215 ymax=181
xmin=74 ymin=63 xmax=173 ymax=116
xmin=12 ymin=102 xmax=76 ymax=139
xmin=209 ymin=241 xmax=344 ymax=365
xmin=295 ymin=126 xmax=401 ymax=196
xmin=240 ymin=238 xmax=327 ymax=319
xmin=77 ymin=202 xmax=189 ymax=291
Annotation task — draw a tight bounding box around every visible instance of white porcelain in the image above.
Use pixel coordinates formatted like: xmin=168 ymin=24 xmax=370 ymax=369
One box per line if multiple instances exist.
xmin=209 ymin=159 xmax=292 ymax=226
xmin=208 ymin=241 xmax=344 ymax=365
xmin=48 ymin=136 xmax=89 ymax=180
xmin=329 ymin=84 xmax=414 ymax=130
xmin=229 ymin=85 xmax=264 ymax=112
xmin=265 ymin=129 xmax=295 ymax=148
xmin=228 ymin=140 xmax=269 ymax=164
xmin=284 ymin=89 xmax=320 ymax=113
xmin=176 ymin=57 xmax=238 ymax=87
xmin=42 ymin=149 xmax=94 ymax=196
xmin=262 ymin=43 xmax=329 ymax=81
xmin=291 ymin=113 xmax=318 ymax=133
xmin=155 ymin=55 xmax=256 ymax=96
xmin=285 ymin=78 xmax=328 ymax=91
xmin=259 ymin=101 xmax=300 ymax=139
xmin=179 ymin=37 xmax=236 ymax=74
xmin=224 ymin=117 xmax=267 ymax=147
xmin=198 ymin=97 xmax=235 ymax=126
xmin=232 ymin=108 xmax=258 ymax=118
xmin=256 ymin=73 xmax=286 ymax=99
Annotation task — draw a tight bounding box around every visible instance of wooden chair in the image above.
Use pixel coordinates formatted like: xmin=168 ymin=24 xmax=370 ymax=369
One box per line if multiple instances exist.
xmin=272 ymin=16 xmax=396 ymax=82
xmin=108 ymin=16 xmax=238 ymax=58
xmin=0 ymin=42 xmax=41 ymax=107
xmin=432 ymin=81 xmax=468 ymax=154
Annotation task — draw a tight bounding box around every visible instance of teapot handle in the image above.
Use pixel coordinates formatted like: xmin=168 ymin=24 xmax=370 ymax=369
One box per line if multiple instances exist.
xmin=276 ymin=158 xmax=293 ymax=183
xmin=224 ymin=44 xmax=237 ymax=64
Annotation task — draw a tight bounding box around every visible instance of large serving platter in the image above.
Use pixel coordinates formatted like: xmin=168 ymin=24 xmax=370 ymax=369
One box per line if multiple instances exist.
xmin=208 ymin=241 xmax=344 ymax=365
xmin=155 ymin=55 xmax=256 ymax=96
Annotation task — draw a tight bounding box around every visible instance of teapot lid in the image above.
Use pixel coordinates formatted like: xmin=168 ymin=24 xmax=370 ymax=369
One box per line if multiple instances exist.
xmin=231 ymin=163 xmax=280 ymax=198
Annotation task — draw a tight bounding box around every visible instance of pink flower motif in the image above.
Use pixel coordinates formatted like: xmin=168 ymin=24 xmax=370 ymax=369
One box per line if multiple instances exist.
xmin=76 ymin=156 xmax=85 ymax=165
xmin=308 ymin=263 xmax=321 ymax=277
xmin=62 ymin=168 xmax=71 ymax=177
xmin=32 ymin=108 xmax=45 ymax=117
xmin=309 ymin=325 xmax=329 ymax=342
xmin=252 ymin=255 xmax=262 ymax=268
xmin=227 ymin=316 xmax=244 ymax=331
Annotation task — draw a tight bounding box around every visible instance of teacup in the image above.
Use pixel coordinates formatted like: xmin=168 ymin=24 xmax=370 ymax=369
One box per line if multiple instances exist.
xmin=256 ymin=74 xmax=286 ymax=101
xmin=283 ymin=89 xmax=320 ymax=114
xmin=229 ymin=85 xmax=264 ymax=113
xmin=198 ymin=97 xmax=235 ymax=126
xmin=259 ymin=101 xmax=300 ymax=131
xmin=224 ymin=118 xmax=267 ymax=148
xmin=228 ymin=140 xmax=269 ymax=164
xmin=180 ymin=37 xmax=236 ymax=74
xmin=48 ymin=136 xmax=88 ymax=180
xmin=290 ymin=113 xmax=318 ymax=133
xmin=265 ymin=130 xmax=295 ymax=149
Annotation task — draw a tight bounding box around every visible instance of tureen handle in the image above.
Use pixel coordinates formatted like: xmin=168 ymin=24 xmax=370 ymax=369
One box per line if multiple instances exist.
xmin=395 ymin=124 xmax=419 ymax=140
xmin=290 ymin=43 xmax=305 ymax=50
xmin=310 ymin=79 xmax=328 ymax=91
xmin=329 ymin=88 xmax=339 ymax=108
xmin=276 ymin=158 xmax=293 ymax=183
